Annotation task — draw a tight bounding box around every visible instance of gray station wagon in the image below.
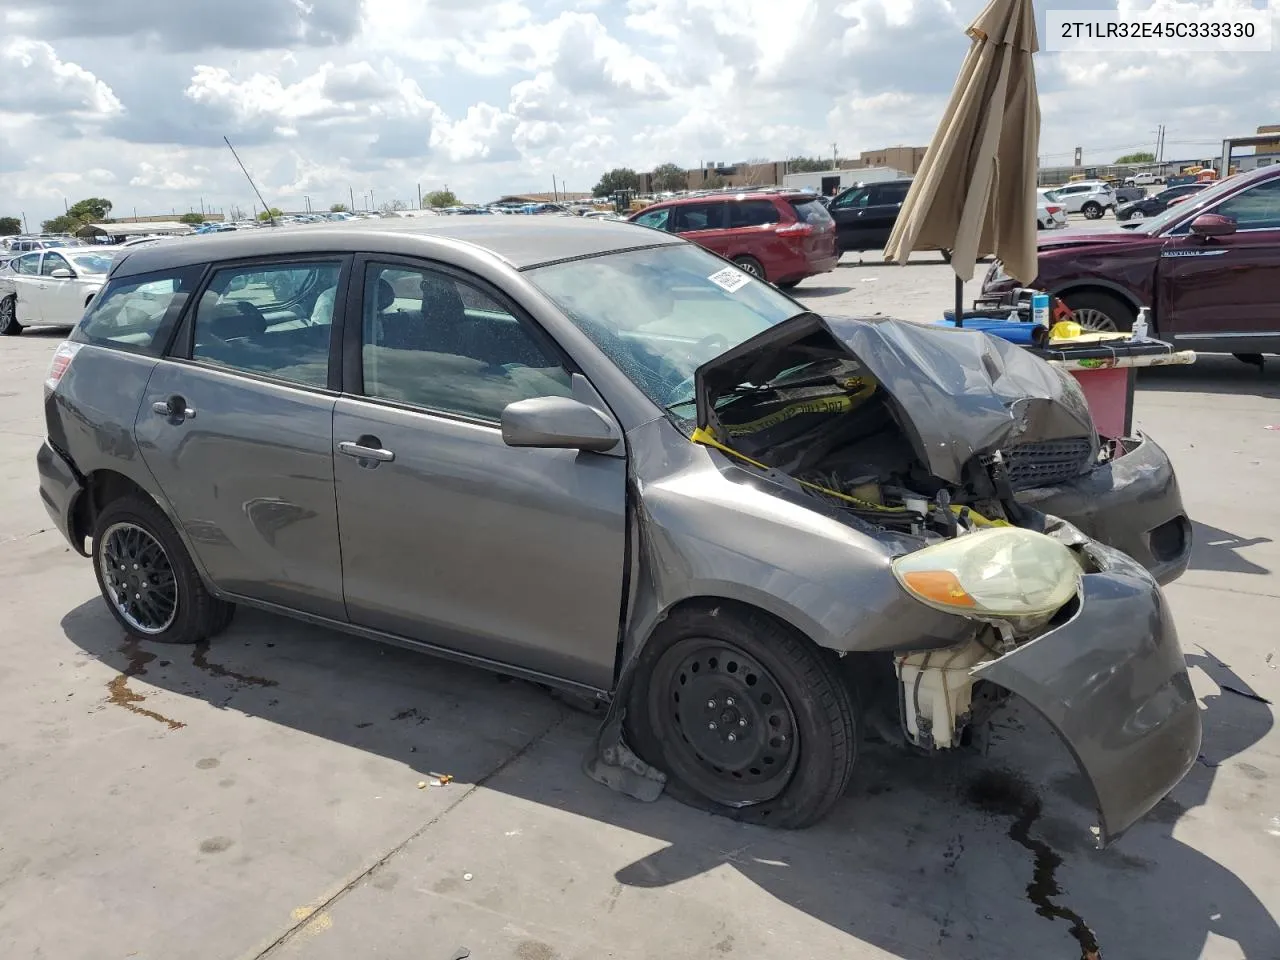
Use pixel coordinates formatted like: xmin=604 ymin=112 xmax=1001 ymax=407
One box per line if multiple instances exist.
xmin=36 ymin=217 xmax=1200 ymax=841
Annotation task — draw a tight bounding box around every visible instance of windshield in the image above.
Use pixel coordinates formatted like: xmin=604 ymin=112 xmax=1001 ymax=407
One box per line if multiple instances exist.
xmin=1134 ymin=176 xmax=1242 ymax=234
xmin=67 ymin=252 xmax=115 ymax=274
xmin=527 ymin=244 xmax=804 ymax=411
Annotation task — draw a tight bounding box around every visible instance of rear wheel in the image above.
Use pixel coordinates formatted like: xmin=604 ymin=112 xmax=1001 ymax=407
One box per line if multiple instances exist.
xmin=777 ymin=279 xmax=802 ymax=290
xmin=732 ymin=255 xmax=766 ymax=281
xmin=1082 ymin=201 xmax=1104 ymax=220
xmin=92 ymin=494 xmax=235 ymax=644
xmin=1063 ymin=290 xmax=1135 ymax=333
xmin=0 ymin=296 xmax=20 ymax=336
xmin=1129 ymin=209 xmax=1146 ymax=221
xmin=626 ymin=606 xmax=857 ymax=828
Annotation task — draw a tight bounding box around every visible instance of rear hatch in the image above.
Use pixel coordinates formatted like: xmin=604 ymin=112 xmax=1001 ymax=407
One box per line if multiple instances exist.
xmin=781 ymin=197 xmax=837 ymax=262
xmin=693 ymin=313 xmax=1096 ymax=484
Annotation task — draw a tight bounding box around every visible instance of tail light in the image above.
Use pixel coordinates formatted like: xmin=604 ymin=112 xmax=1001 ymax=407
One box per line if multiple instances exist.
xmin=775 ymin=222 xmax=814 ymax=236
xmin=1046 ymin=205 xmax=1063 ymax=215
xmin=45 ymin=341 xmax=82 ymax=393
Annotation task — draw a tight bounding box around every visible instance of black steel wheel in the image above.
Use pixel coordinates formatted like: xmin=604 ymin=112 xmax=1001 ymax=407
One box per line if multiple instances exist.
xmin=92 ymin=494 xmax=235 ymax=644
xmin=0 ymin=296 xmax=20 ymax=336
xmin=733 ymin=255 xmax=766 ymax=281
xmin=626 ymin=605 xmax=857 ymax=828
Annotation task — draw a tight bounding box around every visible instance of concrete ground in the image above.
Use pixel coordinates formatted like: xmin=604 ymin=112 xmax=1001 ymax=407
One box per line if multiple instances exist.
xmin=1 ymin=246 xmax=1277 ymax=960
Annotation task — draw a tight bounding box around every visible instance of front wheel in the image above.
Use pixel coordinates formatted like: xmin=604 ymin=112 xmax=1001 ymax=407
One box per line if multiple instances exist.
xmin=626 ymin=606 xmax=857 ymax=828
xmin=92 ymin=494 xmax=235 ymax=644
xmin=1129 ymin=210 xmax=1146 ymax=221
xmin=0 ymin=296 xmax=20 ymax=336
xmin=1082 ymin=201 xmax=1104 ymax=220
xmin=732 ymin=255 xmax=766 ymax=281
xmin=777 ymin=279 xmax=802 ymax=290
xmin=1063 ymin=290 xmax=1135 ymax=333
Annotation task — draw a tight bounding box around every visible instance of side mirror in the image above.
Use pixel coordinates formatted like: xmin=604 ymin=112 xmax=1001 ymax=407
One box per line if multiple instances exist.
xmin=501 ymin=396 xmax=621 ymax=453
xmin=1190 ymin=213 xmax=1236 ymax=238
xmin=49 ymin=268 xmax=75 ymax=279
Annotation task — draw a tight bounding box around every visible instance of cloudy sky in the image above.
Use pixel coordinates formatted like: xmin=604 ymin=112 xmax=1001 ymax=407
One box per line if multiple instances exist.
xmin=1 ymin=0 xmax=1276 ymax=225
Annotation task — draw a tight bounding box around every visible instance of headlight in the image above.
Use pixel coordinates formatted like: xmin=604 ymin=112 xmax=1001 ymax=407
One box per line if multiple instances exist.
xmin=892 ymin=527 xmax=1081 ymax=620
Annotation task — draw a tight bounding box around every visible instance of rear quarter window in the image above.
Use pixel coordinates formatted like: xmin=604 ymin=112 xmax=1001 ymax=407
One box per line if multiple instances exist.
xmin=789 ymin=198 xmax=833 ymax=225
xmin=72 ymin=265 xmax=204 ymax=353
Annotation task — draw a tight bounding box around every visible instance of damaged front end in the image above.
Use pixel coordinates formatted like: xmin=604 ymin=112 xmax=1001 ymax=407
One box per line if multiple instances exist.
xmin=682 ymin=314 xmax=1200 ymax=843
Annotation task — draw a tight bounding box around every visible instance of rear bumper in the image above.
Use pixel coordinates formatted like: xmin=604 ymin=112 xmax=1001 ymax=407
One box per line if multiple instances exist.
xmin=37 ymin=440 xmax=86 ymax=555
xmin=974 ymin=542 xmax=1201 ymax=846
xmin=1017 ymin=432 xmax=1192 ymax=586
xmin=807 ymin=254 xmax=839 ymax=275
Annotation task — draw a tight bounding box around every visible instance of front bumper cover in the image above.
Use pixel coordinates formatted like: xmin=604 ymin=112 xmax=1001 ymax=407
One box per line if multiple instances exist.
xmin=973 ymin=542 xmax=1201 ymax=846
xmin=1017 ymin=432 xmax=1192 ymax=586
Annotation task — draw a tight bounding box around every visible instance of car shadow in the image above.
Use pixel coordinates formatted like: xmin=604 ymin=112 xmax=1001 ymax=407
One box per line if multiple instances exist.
xmin=1138 ymin=352 xmax=1280 ymax=398
xmin=1189 ymin=520 xmax=1272 ymax=576
xmin=60 ymin=600 xmax=1278 ymax=959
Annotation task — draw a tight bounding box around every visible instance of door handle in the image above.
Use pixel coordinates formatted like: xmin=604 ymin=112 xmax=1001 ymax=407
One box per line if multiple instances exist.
xmin=152 ymin=397 xmax=196 ymax=421
xmin=338 ymin=440 xmax=395 ymax=463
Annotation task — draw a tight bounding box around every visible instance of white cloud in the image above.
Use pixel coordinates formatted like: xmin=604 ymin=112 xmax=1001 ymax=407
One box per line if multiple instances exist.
xmin=129 ymin=161 xmax=203 ymax=191
xmin=0 ymin=39 xmax=122 ymax=117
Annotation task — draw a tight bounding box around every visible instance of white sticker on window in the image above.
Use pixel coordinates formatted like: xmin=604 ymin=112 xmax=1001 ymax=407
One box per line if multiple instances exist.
xmin=707 ymin=266 xmax=752 ymax=293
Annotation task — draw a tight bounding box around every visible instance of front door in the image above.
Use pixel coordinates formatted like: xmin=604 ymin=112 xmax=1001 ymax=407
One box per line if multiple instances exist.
xmin=332 ymin=258 xmax=628 ymax=690
xmin=39 ymin=251 xmax=87 ymax=324
xmin=861 ymin=181 xmax=910 ymax=249
xmin=828 ymin=185 xmax=874 ymax=251
xmin=136 ymin=256 xmax=349 ymax=619
xmin=11 ymin=253 xmax=44 ymax=323
xmin=1157 ymin=177 xmax=1280 ymax=347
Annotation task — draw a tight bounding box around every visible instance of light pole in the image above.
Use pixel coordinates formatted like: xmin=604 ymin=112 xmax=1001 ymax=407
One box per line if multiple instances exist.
xmin=304 ymin=196 xmax=311 ymax=213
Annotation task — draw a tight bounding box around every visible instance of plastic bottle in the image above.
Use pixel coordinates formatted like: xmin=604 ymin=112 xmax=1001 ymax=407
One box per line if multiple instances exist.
xmin=1032 ymin=292 xmax=1050 ymax=328
xmin=1133 ymin=307 xmax=1150 ymax=340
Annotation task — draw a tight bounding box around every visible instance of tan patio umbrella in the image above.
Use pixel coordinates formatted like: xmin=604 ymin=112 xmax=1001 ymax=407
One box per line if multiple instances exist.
xmin=883 ymin=0 xmax=1039 ymax=327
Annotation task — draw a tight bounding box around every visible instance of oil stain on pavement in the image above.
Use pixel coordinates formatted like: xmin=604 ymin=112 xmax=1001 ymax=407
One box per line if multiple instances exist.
xmin=105 ymin=638 xmax=185 ymax=730
xmin=191 ymin=641 xmax=277 ymax=687
xmin=966 ymin=768 xmax=1102 ymax=959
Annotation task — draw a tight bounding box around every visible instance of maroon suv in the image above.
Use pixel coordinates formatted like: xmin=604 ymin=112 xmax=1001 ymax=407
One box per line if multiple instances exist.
xmin=982 ymin=165 xmax=1280 ymax=355
xmin=629 ymin=191 xmax=839 ymax=288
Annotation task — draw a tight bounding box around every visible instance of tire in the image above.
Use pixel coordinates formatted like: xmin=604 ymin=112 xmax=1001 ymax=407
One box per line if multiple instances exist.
xmin=777 ymin=279 xmax=802 ymax=290
xmin=92 ymin=494 xmax=235 ymax=644
xmin=1063 ymin=290 xmax=1136 ymax=333
xmin=1082 ymin=201 xmax=1103 ymax=220
xmin=0 ymin=295 xmax=20 ymax=336
xmin=625 ymin=605 xmax=857 ymax=829
xmin=732 ymin=256 xmax=766 ymax=281
xmin=1129 ymin=210 xmax=1146 ymax=221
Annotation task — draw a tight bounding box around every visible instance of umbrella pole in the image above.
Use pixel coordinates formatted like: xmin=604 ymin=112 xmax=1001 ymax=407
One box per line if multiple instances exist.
xmin=954 ymin=274 xmax=964 ymax=329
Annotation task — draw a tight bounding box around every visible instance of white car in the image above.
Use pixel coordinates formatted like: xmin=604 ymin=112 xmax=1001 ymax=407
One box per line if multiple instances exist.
xmin=0 ymin=248 xmax=117 ymax=335
xmin=1124 ymin=172 xmax=1162 ymax=186
xmin=1044 ymin=181 xmax=1116 ymax=220
xmin=1036 ymin=196 xmax=1068 ymax=229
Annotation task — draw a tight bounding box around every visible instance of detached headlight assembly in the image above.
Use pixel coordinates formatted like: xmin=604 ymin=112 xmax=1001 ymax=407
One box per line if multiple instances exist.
xmin=892 ymin=527 xmax=1081 ymax=620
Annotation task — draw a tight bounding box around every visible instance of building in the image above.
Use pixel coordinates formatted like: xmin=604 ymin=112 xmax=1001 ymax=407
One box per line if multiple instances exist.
xmin=1253 ymin=124 xmax=1280 ymax=155
xmin=112 ymin=213 xmax=225 ymax=224
xmin=844 ymin=146 xmax=929 ymax=176
xmin=493 ymin=192 xmax=593 ymax=205
xmin=636 ymin=148 xmax=928 ymax=195
xmin=782 ymin=166 xmax=907 ymax=196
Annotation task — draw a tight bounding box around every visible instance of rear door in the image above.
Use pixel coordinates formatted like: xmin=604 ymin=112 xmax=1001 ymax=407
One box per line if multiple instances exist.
xmin=863 ymin=181 xmax=911 ymax=247
xmin=331 ymin=257 xmax=627 ymax=690
xmin=10 ymin=253 xmax=43 ymax=323
xmin=672 ymin=202 xmax=732 ymax=257
xmin=723 ymin=198 xmax=782 ymax=264
xmin=1158 ymin=177 xmax=1280 ymax=347
xmin=136 ymin=256 xmax=349 ymax=619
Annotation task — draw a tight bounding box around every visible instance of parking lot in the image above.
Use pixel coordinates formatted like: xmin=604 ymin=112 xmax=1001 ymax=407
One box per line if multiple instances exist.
xmin=1 ymin=248 xmax=1277 ymax=960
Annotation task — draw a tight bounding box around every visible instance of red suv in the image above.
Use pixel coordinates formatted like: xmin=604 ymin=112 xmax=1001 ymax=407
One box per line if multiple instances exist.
xmin=628 ymin=191 xmax=839 ymax=288
xmin=981 ymin=165 xmax=1280 ymax=355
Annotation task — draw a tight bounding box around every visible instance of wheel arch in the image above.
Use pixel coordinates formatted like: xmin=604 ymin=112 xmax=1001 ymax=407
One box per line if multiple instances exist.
xmin=71 ymin=469 xmax=168 ymax=556
xmin=1050 ymin=280 xmax=1143 ymax=313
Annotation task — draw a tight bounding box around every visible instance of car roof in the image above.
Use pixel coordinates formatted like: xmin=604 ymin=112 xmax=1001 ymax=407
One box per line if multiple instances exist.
xmin=109 ymin=216 xmax=682 ymax=279
xmin=645 ymin=191 xmax=800 ymax=208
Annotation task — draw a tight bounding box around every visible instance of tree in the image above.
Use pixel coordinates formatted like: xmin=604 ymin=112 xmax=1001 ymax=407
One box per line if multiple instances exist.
xmin=0 ymin=216 xmax=21 ymax=235
xmin=178 ymin=212 xmax=205 ymax=225
xmin=592 ymin=167 xmax=640 ymax=198
xmin=67 ymin=197 xmax=113 ymax=222
xmin=425 ymin=189 xmax=458 ymax=208
xmin=329 ymin=202 xmax=348 ymax=213
xmin=650 ymin=162 xmax=688 ymax=193
xmin=41 ymin=214 xmax=81 ymax=234
xmin=257 ymin=207 xmax=284 ymax=221
xmin=702 ymin=173 xmax=728 ymax=190
xmin=1115 ymin=151 xmax=1156 ymax=164
xmin=379 ymin=199 xmax=408 ymax=214
xmin=787 ymin=156 xmax=833 ymax=173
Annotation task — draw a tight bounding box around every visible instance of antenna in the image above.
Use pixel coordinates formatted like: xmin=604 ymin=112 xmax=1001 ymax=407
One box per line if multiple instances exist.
xmin=223 ymin=136 xmax=277 ymax=226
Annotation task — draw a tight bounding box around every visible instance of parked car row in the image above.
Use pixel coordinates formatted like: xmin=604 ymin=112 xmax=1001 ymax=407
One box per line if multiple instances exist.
xmin=983 ymin=164 xmax=1280 ymax=357
xmin=1116 ymin=182 xmax=1208 ymax=222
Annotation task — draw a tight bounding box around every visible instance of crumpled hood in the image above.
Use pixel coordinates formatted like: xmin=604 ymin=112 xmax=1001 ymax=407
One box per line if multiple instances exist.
xmin=694 ymin=314 xmax=1096 ymax=484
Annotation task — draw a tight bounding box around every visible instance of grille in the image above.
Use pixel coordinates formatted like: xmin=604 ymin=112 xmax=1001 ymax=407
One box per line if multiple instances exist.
xmin=987 ymin=437 xmax=1093 ymax=491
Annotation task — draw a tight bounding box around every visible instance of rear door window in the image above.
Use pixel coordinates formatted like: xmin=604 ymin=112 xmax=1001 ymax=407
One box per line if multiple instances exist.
xmin=727 ymin=200 xmax=780 ymax=228
xmin=15 ymin=253 xmax=41 ymax=274
xmin=673 ymin=203 xmax=727 ymax=232
xmin=188 ymin=260 xmax=343 ymax=388
xmin=878 ymin=183 xmax=911 ymax=204
xmin=73 ymin=266 xmax=204 ymax=352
